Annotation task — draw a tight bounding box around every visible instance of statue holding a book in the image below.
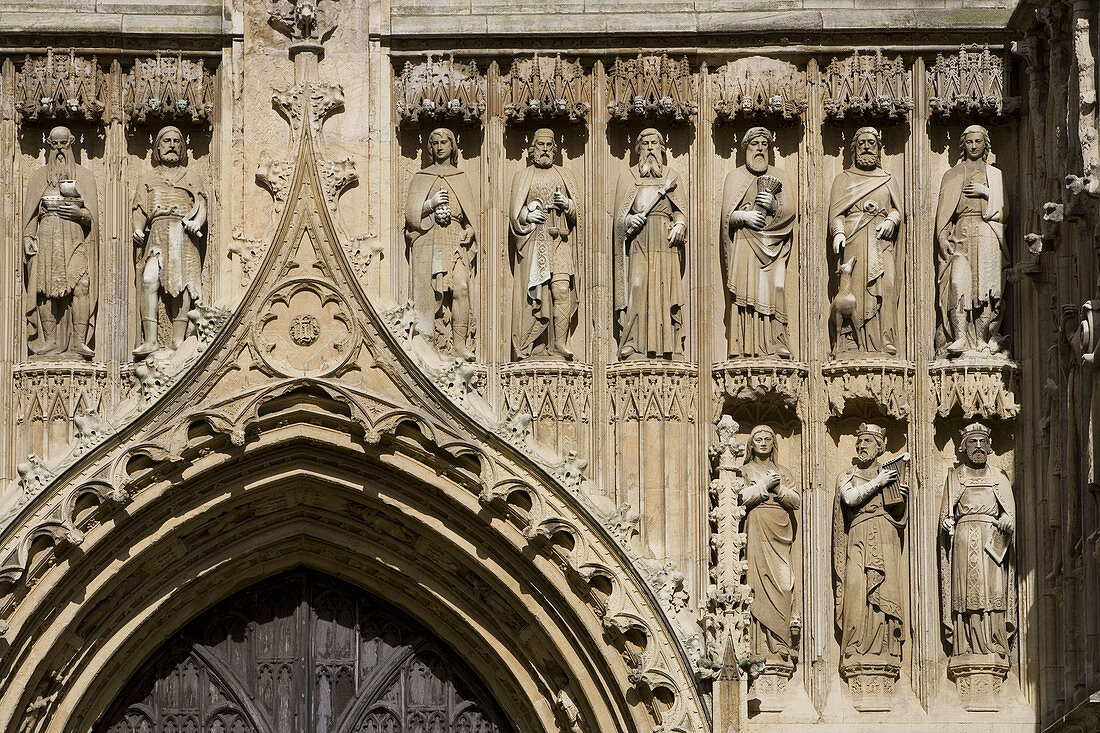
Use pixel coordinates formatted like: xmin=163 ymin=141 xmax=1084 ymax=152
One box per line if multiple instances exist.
xmin=939 ymin=422 xmax=1015 ymax=662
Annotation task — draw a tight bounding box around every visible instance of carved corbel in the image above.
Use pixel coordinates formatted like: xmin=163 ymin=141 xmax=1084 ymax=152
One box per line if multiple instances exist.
xmin=16 ymin=49 xmax=106 ymax=124
xmin=822 ymin=359 xmax=915 ymax=419
xmin=927 ymin=45 xmax=1019 ymax=122
xmin=394 ymin=55 xmax=486 ymax=126
xmin=606 ymin=54 xmax=697 ymax=123
xmin=713 ymin=57 xmax=807 ymax=125
xmin=821 ymin=50 xmax=913 ymax=124
xmin=928 ymin=360 xmax=1020 ymax=419
xmin=123 ymin=54 xmax=215 ymax=127
xmin=502 ymin=55 xmax=591 ymax=124
xmin=712 ymin=359 xmax=808 ymax=420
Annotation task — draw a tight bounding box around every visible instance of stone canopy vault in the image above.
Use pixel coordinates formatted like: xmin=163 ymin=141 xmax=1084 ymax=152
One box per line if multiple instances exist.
xmin=2 ymin=0 xmax=1100 ymax=730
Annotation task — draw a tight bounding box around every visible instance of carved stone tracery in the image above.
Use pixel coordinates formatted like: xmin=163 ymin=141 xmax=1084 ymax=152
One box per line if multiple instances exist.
xmin=606 ymin=54 xmax=697 ymax=123
xmin=16 ymin=49 xmax=106 ymax=123
xmin=821 ymin=50 xmax=913 ymax=124
xmin=927 ymin=45 xmax=1018 ymax=122
xmin=713 ymin=57 xmax=808 ymax=124
xmin=395 ymin=56 xmax=486 ymax=126
xmin=929 ymin=359 xmax=1019 ymax=419
xmin=502 ymin=55 xmax=591 ymax=124
xmin=123 ymin=54 xmax=215 ymax=127
xmin=823 ymin=359 xmax=915 ymax=419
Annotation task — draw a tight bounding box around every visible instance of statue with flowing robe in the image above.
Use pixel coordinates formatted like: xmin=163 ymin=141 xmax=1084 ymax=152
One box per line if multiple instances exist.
xmin=613 ymin=128 xmax=688 ymax=360
xmin=22 ymin=125 xmax=99 ymax=359
xmin=405 ymin=127 xmax=479 ymax=360
xmin=509 ymin=128 xmax=580 ymax=360
xmin=722 ymin=127 xmax=796 ymax=358
xmin=828 ymin=127 xmax=904 ymax=356
xmin=935 ymin=125 xmax=1008 ymax=357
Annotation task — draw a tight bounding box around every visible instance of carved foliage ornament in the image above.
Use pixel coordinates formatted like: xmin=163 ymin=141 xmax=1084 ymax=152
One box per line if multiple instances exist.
xmin=503 ymin=55 xmax=591 ymax=124
xmin=268 ymin=0 xmax=338 ymax=42
xmin=17 ymin=49 xmax=106 ymax=123
xmin=928 ymin=45 xmax=1018 ymax=122
xmin=821 ymin=50 xmax=913 ymax=124
xmin=395 ymin=56 xmax=486 ymax=126
xmin=607 ymin=54 xmax=697 ymax=123
xmin=714 ymin=57 xmax=808 ymax=124
xmin=124 ymin=54 xmax=215 ymax=127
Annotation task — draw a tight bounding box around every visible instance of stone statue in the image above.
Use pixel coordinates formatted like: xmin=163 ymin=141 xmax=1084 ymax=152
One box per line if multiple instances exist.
xmin=832 ymin=423 xmax=908 ymax=675
xmin=22 ymin=125 xmax=99 ymax=359
xmin=827 ymin=127 xmax=904 ymax=356
xmin=721 ymin=126 xmax=795 ymax=359
xmin=939 ymin=422 xmax=1015 ymax=661
xmin=132 ymin=125 xmax=208 ymax=356
xmin=935 ymin=125 xmax=1007 ymax=357
xmin=740 ymin=424 xmax=799 ymax=660
xmin=404 ymin=127 xmax=479 ymax=361
xmin=509 ymin=128 xmax=580 ymax=360
xmin=613 ymin=127 xmax=688 ymax=360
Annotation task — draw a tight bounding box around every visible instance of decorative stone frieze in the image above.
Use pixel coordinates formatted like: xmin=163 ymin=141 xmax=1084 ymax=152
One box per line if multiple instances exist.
xmin=606 ymin=54 xmax=697 ymax=123
xmin=502 ymin=55 xmax=591 ymax=124
xmin=821 ymin=50 xmax=913 ymax=124
xmin=713 ymin=57 xmax=807 ymax=125
xmin=16 ymin=49 xmax=106 ymax=123
xmin=123 ymin=54 xmax=215 ymax=127
xmin=395 ymin=56 xmax=486 ymax=126
xmin=928 ymin=45 xmax=1017 ymax=122
xmin=928 ymin=358 xmax=1019 ymax=419
xmin=712 ymin=358 xmax=808 ymax=417
xmin=823 ymin=358 xmax=915 ymax=419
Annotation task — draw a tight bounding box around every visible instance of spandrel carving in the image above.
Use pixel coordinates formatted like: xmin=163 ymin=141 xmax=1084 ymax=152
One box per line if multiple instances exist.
xmin=833 ymin=423 xmax=909 ymax=702
xmin=935 ymin=125 xmax=1008 ymax=358
xmin=613 ymin=128 xmax=688 ymax=360
xmin=510 ymin=129 xmax=580 ymax=361
xmin=939 ymin=422 xmax=1015 ymax=707
xmin=22 ymin=126 xmax=100 ymax=360
xmin=828 ymin=127 xmax=904 ymax=356
xmin=132 ymin=126 xmax=209 ymax=358
xmin=722 ymin=127 xmax=795 ymax=359
xmin=404 ymin=127 xmax=479 ymax=361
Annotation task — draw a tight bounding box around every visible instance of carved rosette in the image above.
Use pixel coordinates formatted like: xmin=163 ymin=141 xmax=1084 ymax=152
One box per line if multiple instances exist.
xmin=821 ymin=51 xmax=913 ymax=124
xmin=251 ymin=279 xmax=359 ymax=377
xmin=712 ymin=359 xmax=808 ymax=418
xmin=123 ymin=54 xmax=215 ymax=127
xmin=16 ymin=49 xmax=106 ymax=123
xmin=606 ymin=361 xmax=697 ymax=424
xmin=822 ymin=358 xmax=915 ymax=419
xmin=713 ymin=57 xmax=807 ymax=125
xmin=395 ymin=56 xmax=486 ymax=126
xmin=928 ymin=45 xmax=1018 ymax=122
xmin=948 ymin=655 xmax=1010 ymax=711
xmin=606 ymin=54 xmax=697 ymax=124
xmin=14 ymin=363 xmax=108 ymax=465
xmin=928 ymin=359 xmax=1019 ymax=419
xmin=502 ymin=55 xmax=591 ymax=124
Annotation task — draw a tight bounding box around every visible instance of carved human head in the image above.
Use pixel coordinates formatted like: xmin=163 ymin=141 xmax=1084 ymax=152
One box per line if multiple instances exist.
xmin=747 ymin=424 xmax=777 ymax=461
xmin=527 ymin=128 xmax=557 ymax=168
xmin=635 ymin=128 xmax=667 ymax=176
xmin=960 ymin=124 xmax=991 ymax=162
xmin=741 ymin=126 xmax=774 ymax=174
xmin=427 ymin=127 xmax=458 ymax=166
xmin=46 ymin=126 xmax=75 ymax=153
xmin=959 ymin=422 xmax=992 ymax=466
xmin=855 ymin=422 xmax=887 ymax=464
xmin=851 ymin=126 xmax=882 ymax=171
xmin=152 ymin=126 xmax=186 ymax=167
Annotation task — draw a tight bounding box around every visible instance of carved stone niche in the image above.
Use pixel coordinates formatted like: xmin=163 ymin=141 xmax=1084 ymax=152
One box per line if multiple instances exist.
xmin=713 ymin=57 xmax=807 ymax=125
xmin=606 ymin=54 xmax=697 ymax=124
xmin=394 ymin=55 xmax=486 ymax=127
xmin=502 ymin=55 xmax=591 ymax=125
xmin=124 ymin=54 xmax=215 ymax=128
xmin=500 ymin=361 xmax=592 ymax=463
xmin=929 ymin=358 xmax=1019 ymax=419
xmin=822 ymin=357 xmax=915 ymax=419
xmin=821 ymin=50 xmax=913 ymax=125
xmin=14 ymin=362 xmax=108 ymax=466
xmin=928 ymin=45 xmax=1019 ymax=123
xmin=16 ymin=49 xmax=106 ymax=123
xmin=712 ymin=358 xmax=808 ymax=422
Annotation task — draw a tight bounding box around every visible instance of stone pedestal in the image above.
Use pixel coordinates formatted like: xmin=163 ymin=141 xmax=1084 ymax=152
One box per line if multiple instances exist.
xmin=749 ymin=658 xmax=796 ymax=712
xmin=841 ymin=657 xmax=900 ymax=711
xmin=500 ymin=360 xmax=592 ymax=460
xmin=948 ymin=653 xmax=1009 ymax=712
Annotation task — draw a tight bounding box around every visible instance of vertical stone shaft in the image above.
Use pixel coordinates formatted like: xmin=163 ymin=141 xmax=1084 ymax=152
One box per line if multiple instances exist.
xmin=0 ymin=59 xmax=16 ymax=485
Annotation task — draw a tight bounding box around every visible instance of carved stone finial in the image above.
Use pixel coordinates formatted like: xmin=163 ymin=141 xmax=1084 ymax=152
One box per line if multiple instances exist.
xmin=607 ymin=54 xmax=697 ymax=123
xmin=16 ymin=49 xmax=106 ymax=123
xmin=395 ymin=56 xmax=486 ymax=127
xmin=822 ymin=50 xmax=913 ymax=124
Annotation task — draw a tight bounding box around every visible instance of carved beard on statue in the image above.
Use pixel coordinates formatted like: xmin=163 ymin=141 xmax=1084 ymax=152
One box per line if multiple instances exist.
xmin=159 ymin=148 xmax=182 ymax=166
xmin=855 ymin=150 xmax=879 ymax=171
xmin=747 ymin=150 xmax=769 ymax=175
xmin=965 ymin=442 xmax=989 ymax=467
xmin=640 ymin=151 xmax=664 ymax=178
xmin=533 ymin=149 xmax=553 ymax=169
xmin=47 ymin=149 xmax=74 ymax=184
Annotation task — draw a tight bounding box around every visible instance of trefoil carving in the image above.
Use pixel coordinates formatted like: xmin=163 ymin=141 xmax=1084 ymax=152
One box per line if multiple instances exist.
xmin=606 ymin=54 xmax=697 ymax=124
xmin=927 ymin=45 xmax=1018 ymax=122
xmin=395 ymin=56 xmax=486 ymax=126
xmin=124 ymin=54 xmax=215 ymax=127
xmin=821 ymin=51 xmax=913 ymax=124
xmin=503 ymin=55 xmax=590 ymax=124
xmin=16 ymin=49 xmax=106 ymax=123
xmin=713 ymin=57 xmax=807 ymax=125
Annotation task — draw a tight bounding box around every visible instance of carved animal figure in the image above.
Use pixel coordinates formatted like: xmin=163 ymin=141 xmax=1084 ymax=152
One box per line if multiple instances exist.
xmin=831 ymin=256 xmax=859 ymax=354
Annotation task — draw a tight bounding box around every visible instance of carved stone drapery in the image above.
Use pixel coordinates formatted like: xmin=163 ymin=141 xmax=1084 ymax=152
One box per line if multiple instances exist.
xmin=606 ymin=54 xmax=697 ymax=123
xmin=821 ymin=51 xmax=913 ymax=124
xmin=123 ymin=54 xmax=215 ymax=127
xmin=928 ymin=45 xmax=1017 ymax=122
xmin=712 ymin=359 xmax=808 ymax=419
xmin=502 ymin=55 xmax=591 ymax=124
xmin=929 ymin=359 xmax=1019 ymax=419
xmin=713 ymin=57 xmax=807 ymax=125
xmin=395 ymin=56 xmax=486 ymax=126
xmin=16 ymin=49 xmax=106 ymax=123
xmin=823 ymin=359 xmax=915 ymax=419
